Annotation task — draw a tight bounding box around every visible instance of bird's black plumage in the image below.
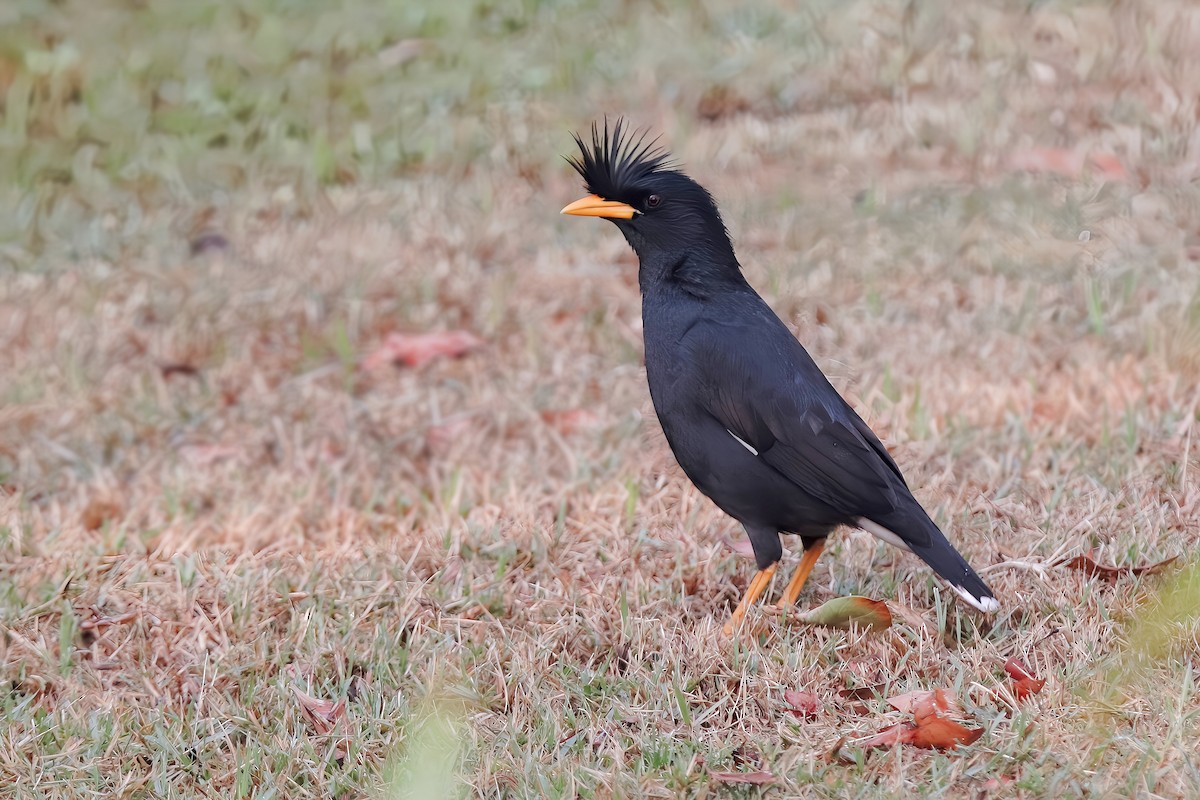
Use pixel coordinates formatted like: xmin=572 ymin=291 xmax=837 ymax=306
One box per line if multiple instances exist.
xmin=563 ymin=120 xmax=998 ymax=616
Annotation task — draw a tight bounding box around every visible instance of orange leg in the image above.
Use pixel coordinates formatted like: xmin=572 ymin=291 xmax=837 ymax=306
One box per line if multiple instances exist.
xmin=723 ymin=563 xmax=777 ymax=635
xmin=776 ymin=540 xmax=826 ymax=609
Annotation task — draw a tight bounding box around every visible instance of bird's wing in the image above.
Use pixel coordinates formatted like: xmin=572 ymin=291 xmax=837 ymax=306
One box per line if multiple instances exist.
xmin=686 ymin=317 xmax=905 ymax=519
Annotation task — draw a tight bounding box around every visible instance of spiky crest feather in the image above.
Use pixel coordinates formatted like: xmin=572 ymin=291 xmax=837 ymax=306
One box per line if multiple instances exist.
xmin=566 ymin=118 xmax=673 ymax=201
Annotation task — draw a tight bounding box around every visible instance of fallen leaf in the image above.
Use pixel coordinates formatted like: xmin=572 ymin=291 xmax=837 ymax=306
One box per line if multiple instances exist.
xmin=1056 ymin=550 xmax=1178 ymax=580
xmin=80 ymin=498 xmax=122 ymax=531
xmin=889 ymin=602 xmax=936 ymax=635
xmin=159 ymin=362 xmax=201 ymax=379
xmin=887 ymin=688 xmax=963 ymax=718
xmin=909 ymin=715 xmax=983 ymax=749
xmin=853 ymin=687 xmax=982 ymax=753
xmin=783 ymin=689 xmax=821 ymax=719
xmin=1003 ymin=657 xmax=1046 ymax=700
xmin=362 ymin=330 xmax=481 ymax=371
xmin=838 ymin=684 xmax=886 ymax=703
xmin=793 ymin=596 xmax=892 ymax=631
xmin=910 ymin=690 xmax=982 ymax=750
xmin=710 ymin=770 xmax=776 ymax=786
xmin=540 ymin=409 xmax=601 ymax=435
xmin=291 ymin=685 xmax=347 ymax=735
xmin=189 ymin=231 xmax=230 ymax=255
xmin=853 ymin=718 xmax=981 ymax=752
xmin=855 ymin=722 xmax=916 ymax=749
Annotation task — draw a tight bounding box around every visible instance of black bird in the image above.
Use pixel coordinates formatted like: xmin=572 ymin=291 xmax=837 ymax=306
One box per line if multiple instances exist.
xmin=561 ymin=121 xmax=998 ymax=633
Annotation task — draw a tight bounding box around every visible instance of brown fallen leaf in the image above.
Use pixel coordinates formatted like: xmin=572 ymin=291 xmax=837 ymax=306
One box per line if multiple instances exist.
xmin=159 ymin=362 xmax=201 ymax=379
xmin=889 ymin=602 xmax=936 ymax=635
xmin=291 ymin=685 xmax=347 ymax=736
xmin=909 ymin=715 xmax=983 ymax=749
xmin=792 ymin=596 xmax=892 ymax=631
xmin=854 ymin=718 xmax=981 ymax=752
xmin=81 ymin=497 xmax=122 ymax=531
xmin=1056 ymin=550 xmax=1178 ymax=580
xmin=710 ymin=770 xmax=776 ymax=786
xmin=1003 ymin=657 xmax=1046 ymax=700
xmin=853 ymin=687 xmax=982 ymax=752
xmin=910 ymin=689 xmax=983 ymax=750
xmin=783 ymin=689 xmax=821 ymax=719
xmin=362 ymin=330 xmax=482 ymax=371
xmin=887 ymin=688 xmax=963 ymax=718
xmin=855 ymin=722 xmax=915 ymax=749
xmin=838 ymin=684 xmax=886 ymax=703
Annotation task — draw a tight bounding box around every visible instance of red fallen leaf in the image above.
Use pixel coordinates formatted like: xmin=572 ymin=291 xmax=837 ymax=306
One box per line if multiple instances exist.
xmin=1056 ymin=550 xmax=1178 ymax=580
xmin=540 ymin=409 xmax=601 ymax=435
xmin=888 ymin=688 xmax=963 ymax=718
xmin=719 ymin=535 xmax=756 ymax=558
xmin=362 ymin=330 xmax=481 ymax=370
xmin=1003 ymin=657 xmax=1046 ymax=700
xmin=783 ymin=689 xmax=821 ymax=719
xmin=710 ymin=770 xmax=776 ymax=786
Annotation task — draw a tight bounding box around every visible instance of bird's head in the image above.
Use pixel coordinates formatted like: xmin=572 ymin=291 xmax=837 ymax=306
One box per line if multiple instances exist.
xmin=561 ymin=120 xmax=738 ymax=279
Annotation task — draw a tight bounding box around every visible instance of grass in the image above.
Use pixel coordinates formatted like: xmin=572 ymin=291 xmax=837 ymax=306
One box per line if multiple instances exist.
xmin=3 ymin=0 xmax=1200 ymax=797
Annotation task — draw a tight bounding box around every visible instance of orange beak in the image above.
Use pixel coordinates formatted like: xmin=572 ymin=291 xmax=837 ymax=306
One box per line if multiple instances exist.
xmin=560 ymin=194 xmax=638 ymax=220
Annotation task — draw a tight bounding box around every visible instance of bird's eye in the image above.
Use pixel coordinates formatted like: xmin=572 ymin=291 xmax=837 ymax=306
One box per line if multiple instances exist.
xmin=645 ymin=194 xmax=662 ymax=209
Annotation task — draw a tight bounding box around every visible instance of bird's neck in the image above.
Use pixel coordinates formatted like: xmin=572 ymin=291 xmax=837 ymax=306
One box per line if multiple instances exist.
xmin=637 ymin=246 xmax=748 ymax=299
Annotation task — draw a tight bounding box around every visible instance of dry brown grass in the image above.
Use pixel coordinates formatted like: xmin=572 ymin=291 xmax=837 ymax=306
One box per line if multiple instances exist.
xmin=3 ymin=1 xmax=1200 ymax=797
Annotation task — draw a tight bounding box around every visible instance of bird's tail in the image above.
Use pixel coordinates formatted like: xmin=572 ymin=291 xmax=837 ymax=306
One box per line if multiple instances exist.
xmin=857 ymin=510 xmax=998 ymax=613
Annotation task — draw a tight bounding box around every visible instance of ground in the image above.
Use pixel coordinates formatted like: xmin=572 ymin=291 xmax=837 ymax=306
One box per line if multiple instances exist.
xmin=2 ymin=1 xmax=1200 ymax=797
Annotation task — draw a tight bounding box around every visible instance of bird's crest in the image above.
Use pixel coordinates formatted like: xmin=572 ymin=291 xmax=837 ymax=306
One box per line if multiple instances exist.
xmin=566 ymin=119 xmax=673 ymax=201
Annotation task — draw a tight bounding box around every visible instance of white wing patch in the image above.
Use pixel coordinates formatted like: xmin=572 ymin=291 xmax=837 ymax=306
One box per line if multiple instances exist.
xmin=727 ymin=429 xmax=759 ymax=456
xmin=855 ymin=517 xmax=912 ymax=552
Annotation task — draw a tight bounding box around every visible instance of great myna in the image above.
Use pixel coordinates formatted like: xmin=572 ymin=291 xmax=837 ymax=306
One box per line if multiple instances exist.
xmin=561 ymin=121 xmax=998 ymax=633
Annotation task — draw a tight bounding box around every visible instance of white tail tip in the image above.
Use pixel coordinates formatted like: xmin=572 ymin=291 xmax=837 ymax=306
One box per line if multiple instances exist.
xmin=950 ymin=584 xmax=1000 ymax=613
